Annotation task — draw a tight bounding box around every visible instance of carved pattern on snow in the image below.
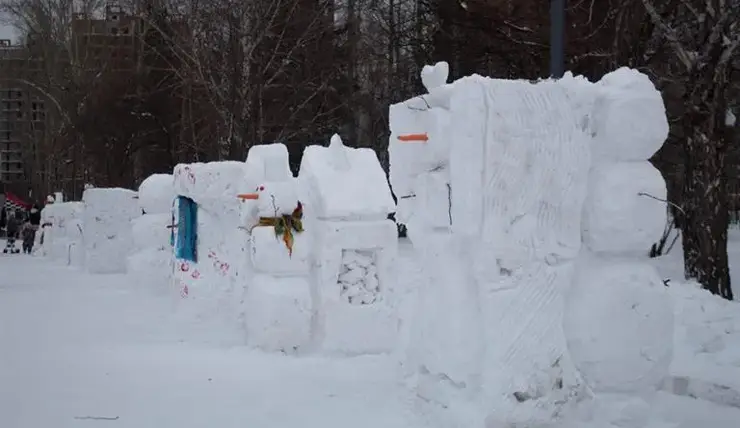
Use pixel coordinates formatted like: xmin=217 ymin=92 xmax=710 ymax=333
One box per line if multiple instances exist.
xmin=338 ymin=249 xmax=381 ymax=305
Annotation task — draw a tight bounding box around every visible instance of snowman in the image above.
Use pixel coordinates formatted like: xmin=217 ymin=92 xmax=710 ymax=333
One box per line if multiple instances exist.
xmin=238 ymin=152 xmax=312 ymax=352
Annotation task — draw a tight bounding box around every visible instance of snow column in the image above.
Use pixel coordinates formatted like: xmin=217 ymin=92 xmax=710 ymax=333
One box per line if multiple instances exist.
xmin=299 ymin=134 xmax=398 ymax=355
xmin=564 ymin=67 xmax=674 ymax=427
xmin=82 ymin=188 xmax=140 ymax=274
xmin=127 ymin=174 xmax=176 ymax=289
xmin=242 ymin=144 xmax=313 ymax=353
xmin=390 ymin=62 xmax=491 ymax=425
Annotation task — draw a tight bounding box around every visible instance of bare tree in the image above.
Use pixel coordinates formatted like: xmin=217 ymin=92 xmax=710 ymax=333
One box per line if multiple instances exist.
xmin=639 ymin=0 xmax=738 ymax=300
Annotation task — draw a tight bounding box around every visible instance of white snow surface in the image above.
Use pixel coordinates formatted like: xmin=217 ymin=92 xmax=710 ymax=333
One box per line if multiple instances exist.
xmin=2 ymin=234 xmax=740 ymax=427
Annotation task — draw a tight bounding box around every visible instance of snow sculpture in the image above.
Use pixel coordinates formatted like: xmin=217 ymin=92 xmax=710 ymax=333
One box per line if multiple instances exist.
xmin=389 ymin=64 xmax=672 ymax=427
xmin=82 ymin=188 xmax=140 ymax=274
xmin=563 ymin=68 xmax=674 ymax=428
xmin=171 ymin=161 xmax=252 ymax=326
xmin=40 ymin=201 xmax=84 ymax=266
xmin=299 ymin=134 xmax=398 ymax=355
xmin=240 ymin=143 xmax=313 ymax=353
xmin=127 ymin=174 xmax=176 ymax=291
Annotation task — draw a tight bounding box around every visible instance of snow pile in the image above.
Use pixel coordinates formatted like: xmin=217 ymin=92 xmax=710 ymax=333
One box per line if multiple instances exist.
xmin=39 ymin=201 xmax=84 ymax=266
xmin=172 ymin=160 xmax=257 ymax=335
xmin=389 ymin=65 xmax=673 ymax=426
xmin=127 ymin=174 xmax=175 ymax=289
xmin=663 ymin=282 xmax=740 ymax=409
xmin=242 ymin=144 xmax=314 ymax=353
xmin=300 ymin=134 xmax=398 ymax=355
xmin=82 ymin=188 xmax=140 ymax=274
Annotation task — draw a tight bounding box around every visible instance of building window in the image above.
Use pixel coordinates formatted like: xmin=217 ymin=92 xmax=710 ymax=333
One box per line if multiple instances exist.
xmin=175 ymin=196 xmax=198 ymax=262
xmin=110 ymin=27 xmax=118 ymax=35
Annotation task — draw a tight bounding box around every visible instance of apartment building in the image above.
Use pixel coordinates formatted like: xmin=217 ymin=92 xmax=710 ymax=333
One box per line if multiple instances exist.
xmin=0 ymin=39 xmax=46 ymax=191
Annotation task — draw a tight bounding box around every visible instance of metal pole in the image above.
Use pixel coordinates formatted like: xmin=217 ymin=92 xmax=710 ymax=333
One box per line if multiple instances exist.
xmin=550 ymin=0 xmax=566 ymax=78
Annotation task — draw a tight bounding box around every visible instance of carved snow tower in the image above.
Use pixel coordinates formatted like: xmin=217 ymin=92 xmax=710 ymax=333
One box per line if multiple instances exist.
xmin=299 ymin=134 xmax=398 ymax=355
xmin=240 ymin=143 xmax=313 ymax=353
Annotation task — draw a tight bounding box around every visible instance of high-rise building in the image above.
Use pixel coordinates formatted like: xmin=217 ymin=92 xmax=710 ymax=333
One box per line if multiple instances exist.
xmin=0 ymin=39 xmax=46 ymax=194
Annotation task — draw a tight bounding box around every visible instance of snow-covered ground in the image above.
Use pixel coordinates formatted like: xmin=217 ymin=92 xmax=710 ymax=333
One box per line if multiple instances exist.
xmin=1 ymin=232 xmax=740 ymax=428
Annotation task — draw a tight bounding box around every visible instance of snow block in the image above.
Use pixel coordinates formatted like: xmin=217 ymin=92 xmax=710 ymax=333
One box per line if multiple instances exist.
xmin=448 ymin=76 xmax=591 ymax=261
xmin=300 ymin=136 xmax=395 ymax=220
xmin=138 ymin=173 xmax=175 ymax=214
xmin=173 ymin=161 xmax=254 ymax=206
xmin=388 ymin=100 xmax=452 ymax=198
xmin=131 ymin=213 xmax=170 ymax=251
xmin=245 ymin=143 xmax=293 ymax=182
xmin=244 ymin=274 xmax=312 ymax=352
xmin=82 ymin=187 xmax=140 ymax=274
xmin=250 ymin=225 xmax=310 ymax=275
xmin=311 ymin=220 xmax=398 ymax=354
xmin=41 ymin=201 xmax=84 ymax=263
xmin=582 ymin=161 xmax=667 ymax=255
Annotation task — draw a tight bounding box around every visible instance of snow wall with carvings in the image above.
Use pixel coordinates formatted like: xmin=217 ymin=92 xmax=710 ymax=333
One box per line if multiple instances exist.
xmin=389 ymin=64 xmax=674 ymax=427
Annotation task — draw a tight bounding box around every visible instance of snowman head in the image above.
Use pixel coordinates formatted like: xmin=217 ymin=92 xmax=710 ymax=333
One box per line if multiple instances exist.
xmin=238 ymin=181 xmax=299 ymax=217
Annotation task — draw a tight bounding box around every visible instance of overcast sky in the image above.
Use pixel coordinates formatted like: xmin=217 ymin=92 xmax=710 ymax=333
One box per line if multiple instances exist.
xmin=0 ymin=25 xmax=15 ymax=41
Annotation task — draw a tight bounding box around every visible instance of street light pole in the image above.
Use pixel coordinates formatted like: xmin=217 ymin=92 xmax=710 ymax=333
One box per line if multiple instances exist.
xmin=550 ymin=0 xmax=566 ymax=78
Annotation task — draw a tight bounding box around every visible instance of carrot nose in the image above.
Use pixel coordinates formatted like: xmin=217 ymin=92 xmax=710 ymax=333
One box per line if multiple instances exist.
xmin=397 ymin=133 xmax=429 ymax=143
xmin=237 ymin=193 xmax=260 ymax=200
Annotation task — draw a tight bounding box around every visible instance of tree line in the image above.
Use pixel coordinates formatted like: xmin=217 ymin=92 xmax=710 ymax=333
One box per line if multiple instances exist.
xmin=1 ymin=0 xmax=738 ymax=299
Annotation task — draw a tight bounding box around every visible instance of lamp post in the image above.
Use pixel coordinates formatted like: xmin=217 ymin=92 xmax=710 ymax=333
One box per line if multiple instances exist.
xmin=550 ymin=0 xmax=566 ymax=78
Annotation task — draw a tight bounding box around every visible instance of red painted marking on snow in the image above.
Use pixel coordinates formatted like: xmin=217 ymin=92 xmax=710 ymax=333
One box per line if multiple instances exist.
xmin=180 ymin=285 xmax=189 ymax=298
xmin=180 ymin=262 xmax=190 ymax=272
xmin=191 ymin=270 xmax=201 ymax=279
xmin=207 ymin=251 xmax=230 ymax=276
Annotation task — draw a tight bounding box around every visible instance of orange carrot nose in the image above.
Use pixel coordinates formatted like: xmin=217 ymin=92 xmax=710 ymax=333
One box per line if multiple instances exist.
xmin=397 ymin=133 xmax=429 ymax=143
xmin=237 ymin=193 xmax=260 ymax=200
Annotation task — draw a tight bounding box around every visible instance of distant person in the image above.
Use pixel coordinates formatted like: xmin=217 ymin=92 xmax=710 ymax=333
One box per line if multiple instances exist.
xmin=28 ymin=203 xmax=41 ymax=226
xmin=26 ymin=204 xmax=41 ymax=253
xmin=21 ymin=221 xmax=35 ymax=254
xmin=3 ymin=210 xmax=20 ymax=254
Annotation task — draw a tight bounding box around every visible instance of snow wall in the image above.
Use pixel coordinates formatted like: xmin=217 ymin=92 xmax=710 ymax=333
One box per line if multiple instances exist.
xmin=127 ymin=174 xmax=176 ymax=292
xmin=168 ymin=140 xmax=397 ymax=354
xmin=39 ymin=201 xmax=84 ymax=266
xmin=389 ymin=64 xmax=674 ymax=427
xmin=82 ymin=187 xmax=140 ymax=274
xmin=171 ymin=160 xmax=255 ymax=337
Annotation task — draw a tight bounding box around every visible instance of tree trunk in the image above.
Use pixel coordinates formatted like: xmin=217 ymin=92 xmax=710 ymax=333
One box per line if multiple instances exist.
xmin=681 ymin=73 xmax=734 ymax=300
